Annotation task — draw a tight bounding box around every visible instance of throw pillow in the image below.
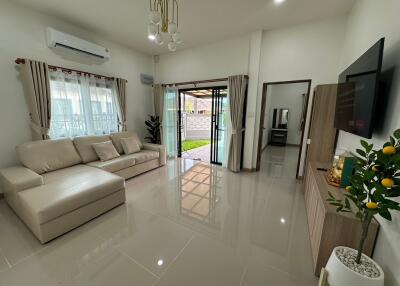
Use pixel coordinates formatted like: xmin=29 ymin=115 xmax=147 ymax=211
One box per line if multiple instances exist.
xmin=120 ymin=137 xmax=141 ymax=154
xmin=92 ymin=141 xmax=120 ymax=161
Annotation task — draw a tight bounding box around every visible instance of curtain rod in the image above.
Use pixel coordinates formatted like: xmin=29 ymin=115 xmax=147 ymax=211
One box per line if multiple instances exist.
xmin=14 ymin=58 xmax=126 ymax=82
xmin=164 ymin=75 xmax=249 ymax=87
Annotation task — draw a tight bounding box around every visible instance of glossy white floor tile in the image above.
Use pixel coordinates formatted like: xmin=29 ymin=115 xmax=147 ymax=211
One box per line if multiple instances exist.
xmin=86 ymin=205 xmax=194 ymax=276
xmin=0 ymin=200 xmax=43 ymax=266
xmin=154 ymin=234 xmax=245 ymax=286
xmin=0 ymin=145 xmax=318 ymax=286
xmin=0 ymin=250 xmax=9 ymax=273
xmin=63 ymin=249 xmax=158 ymax=286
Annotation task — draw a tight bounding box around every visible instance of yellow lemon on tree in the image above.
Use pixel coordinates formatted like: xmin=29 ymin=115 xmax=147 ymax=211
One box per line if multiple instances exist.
xmin=372 ymin=165 xmax=381 ymax=172
xmin=366 ymin=202 xmax=378 ymax=209
xmin=381 ymin=178 xmax=394 ymax=188
xmin=383 ymin=146 xmax=396 ymax=155
xmin=345 ymin=186 xmax=353 ymax=192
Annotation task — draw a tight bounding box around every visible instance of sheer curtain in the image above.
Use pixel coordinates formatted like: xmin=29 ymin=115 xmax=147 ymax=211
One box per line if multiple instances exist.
xmin=49 ymin=69 xmax=119 ymax=138
xmin=163 ymin=87 xmax=178 ymax=157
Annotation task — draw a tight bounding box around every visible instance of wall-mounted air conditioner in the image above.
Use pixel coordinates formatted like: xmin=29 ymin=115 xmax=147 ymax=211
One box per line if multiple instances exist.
xmin=46 ymin=27 xmax=110 ymax=61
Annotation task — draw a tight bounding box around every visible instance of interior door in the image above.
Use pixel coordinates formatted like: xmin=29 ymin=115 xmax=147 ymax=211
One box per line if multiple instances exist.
xmin=210 ymin=87 xmax=228 ymax=165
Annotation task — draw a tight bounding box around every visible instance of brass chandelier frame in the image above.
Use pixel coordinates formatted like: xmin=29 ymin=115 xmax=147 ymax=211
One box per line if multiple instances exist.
xmin=150 ymin=0 xmax=179 ymax=33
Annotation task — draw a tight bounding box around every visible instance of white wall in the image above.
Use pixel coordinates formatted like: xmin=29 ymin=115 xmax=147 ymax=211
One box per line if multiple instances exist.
xmin=253 ymin=17 xmax=348 ymax=174
xmin=262 ymin=82 xmax=309 ymax=148
xmin=336 ymin=1 xmax=400 ymax=285
xmin=0 ymin=0 xmax=153 ymax=169
xmin=155 ymin=35 xmax=250 ymax=83
xmin=243 ymin=31 xmax=263 ymax=169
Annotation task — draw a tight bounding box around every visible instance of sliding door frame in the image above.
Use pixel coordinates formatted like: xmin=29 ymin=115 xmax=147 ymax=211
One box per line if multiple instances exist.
xmin=177 ymin=86 xmax=227 ymax=164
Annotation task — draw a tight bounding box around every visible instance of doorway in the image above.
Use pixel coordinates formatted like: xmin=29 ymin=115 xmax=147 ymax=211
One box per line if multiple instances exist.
xmin=178 ymin=86 xmax=228 ymax=165
xmin=256 ymin=80 xmax=312 ymax=178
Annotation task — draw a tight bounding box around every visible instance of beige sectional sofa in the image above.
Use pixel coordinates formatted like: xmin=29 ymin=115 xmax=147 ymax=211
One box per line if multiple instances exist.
xmin=0 ymin=131 xmax=166 ymax=243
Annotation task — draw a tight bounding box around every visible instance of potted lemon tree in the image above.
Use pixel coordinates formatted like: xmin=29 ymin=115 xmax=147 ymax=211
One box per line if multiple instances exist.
xmin=325 ymin=129 xmax=400 ymax=286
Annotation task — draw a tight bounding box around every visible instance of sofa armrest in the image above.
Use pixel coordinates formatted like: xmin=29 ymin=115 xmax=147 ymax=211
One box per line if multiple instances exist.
xmin=0 ymin=166 xmax=44 ymax=194
xmin=142 ymin=143 xmax=167 ymax=166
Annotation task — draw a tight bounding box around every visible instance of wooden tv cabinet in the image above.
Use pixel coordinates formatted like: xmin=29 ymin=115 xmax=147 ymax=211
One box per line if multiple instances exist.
xmin=302 ymin=161 xmax=379 ymax=276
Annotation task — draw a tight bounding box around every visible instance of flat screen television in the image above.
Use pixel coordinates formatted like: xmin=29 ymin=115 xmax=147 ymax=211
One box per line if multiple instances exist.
xmin=334 ymin=38 xmax=385 ymax=139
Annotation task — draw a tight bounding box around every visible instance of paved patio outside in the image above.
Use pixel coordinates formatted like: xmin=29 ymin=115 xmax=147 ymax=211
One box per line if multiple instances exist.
xmin=181 ymin=144 xmax=211 ymax=162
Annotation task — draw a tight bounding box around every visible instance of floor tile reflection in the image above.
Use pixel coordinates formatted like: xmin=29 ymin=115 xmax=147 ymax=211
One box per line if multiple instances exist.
xmin=0 ymin=146 xmax=317 ymax=286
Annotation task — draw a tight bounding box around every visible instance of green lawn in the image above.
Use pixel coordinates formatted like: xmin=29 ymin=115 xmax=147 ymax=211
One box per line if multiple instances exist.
xmin=182 ymin=140 xmax=211 ymax=152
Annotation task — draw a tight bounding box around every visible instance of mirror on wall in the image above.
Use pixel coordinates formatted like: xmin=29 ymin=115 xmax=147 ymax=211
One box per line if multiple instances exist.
xmin=272 ymin=108 xmax=289 ymax=129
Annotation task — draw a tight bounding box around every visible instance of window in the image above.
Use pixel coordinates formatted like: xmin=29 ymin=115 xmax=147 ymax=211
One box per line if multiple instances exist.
xmin=49 ymin=69 xmax=119 ymax=138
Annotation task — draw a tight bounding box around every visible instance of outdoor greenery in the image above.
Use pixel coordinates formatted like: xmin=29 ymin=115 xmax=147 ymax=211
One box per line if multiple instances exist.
xmin=327 ymin=129 xmax=400 ymax=264
xmin=182 ymin=140 xmax=211 ymax=152
xmin=144 ymin=115 xmax=161 ymax=144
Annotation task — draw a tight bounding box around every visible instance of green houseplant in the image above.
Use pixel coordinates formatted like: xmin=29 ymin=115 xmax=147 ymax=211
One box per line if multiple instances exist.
xmin=325 ymin=129 xmax=400 ymax=286
xmin=145 ymin=115 xmax=161 ymax=144
xmin=328 ymin=129 xmax=400 ymax=264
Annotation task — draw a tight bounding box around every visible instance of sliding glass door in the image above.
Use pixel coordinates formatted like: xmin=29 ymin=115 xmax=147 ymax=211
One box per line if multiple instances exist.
xmin=210 ymin=87 xmax=228 ymax=165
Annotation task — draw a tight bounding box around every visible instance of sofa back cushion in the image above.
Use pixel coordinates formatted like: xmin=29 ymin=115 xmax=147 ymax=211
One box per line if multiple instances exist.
xmin=16 ymin=138 xmax=82 ymax=174
xmin=92 ymin=141 xmax=120 ymax=162
xmin=110 ymin=131 xmax=143 ymax=154
xmin=73 ymin=135 xmax=111 ymax=163
xmin=120 ymin=137 xmax=141 ymax=154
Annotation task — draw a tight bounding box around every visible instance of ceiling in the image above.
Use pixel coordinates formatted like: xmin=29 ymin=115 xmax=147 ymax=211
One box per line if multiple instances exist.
xmin=14 ymin=0 xmax=355 ymax=55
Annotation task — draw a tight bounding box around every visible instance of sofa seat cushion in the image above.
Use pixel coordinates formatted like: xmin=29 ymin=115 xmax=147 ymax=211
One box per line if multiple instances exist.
xmin=125 ymin=150 xmax=159 ymax=164
xmin=17 ymin=165 xmax=125 ymax=224
xmin=87 ymin=156 xmax=136 ymax=173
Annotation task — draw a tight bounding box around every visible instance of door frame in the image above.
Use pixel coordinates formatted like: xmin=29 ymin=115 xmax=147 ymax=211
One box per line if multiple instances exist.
xmin=210 ymin=87 xmax=228 ymax=165
xmin=177 ymin=86 xmax=227 ymax=164
xmin=255 ymin=79 xmax=312 ymax=179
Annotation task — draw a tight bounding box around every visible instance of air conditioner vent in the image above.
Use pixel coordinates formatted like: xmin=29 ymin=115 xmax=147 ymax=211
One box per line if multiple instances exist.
xmin=47 ymin=27 xmax=110 ymax=61
xmin=54 ymin=43 xmax=106 ymax=59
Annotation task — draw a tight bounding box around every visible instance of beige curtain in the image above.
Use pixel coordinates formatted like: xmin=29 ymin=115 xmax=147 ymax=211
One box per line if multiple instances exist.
xmin=227 ymin=75 xmax=248 ymax=172
xmin=153 ymin=84 xmax=165 ymax=143
xmin=20 ymin=59 xmax=51 ymax=140
xmin=114 ymin=78 xmax=127 ymax=131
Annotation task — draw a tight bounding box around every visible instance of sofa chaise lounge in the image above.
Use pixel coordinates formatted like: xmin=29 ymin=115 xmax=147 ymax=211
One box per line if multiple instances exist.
xmin=0 ymin=131 xmax=166 ymax=243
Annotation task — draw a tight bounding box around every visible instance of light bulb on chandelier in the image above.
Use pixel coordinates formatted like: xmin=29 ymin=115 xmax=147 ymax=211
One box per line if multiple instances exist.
xmin=147 ymin=23 xmax=157 ymax=41
xmin=172 ymin=32 xmax=182 ymax=44
xmin=149 ymin=10 xmax=161 ymax=25
xmin=168 ymin=41 xmax=177 ymax=52
xmin=155 ymin=33 xmax=164 ymax=45
xmin=168 ymin=22 xmax=178 ymax=34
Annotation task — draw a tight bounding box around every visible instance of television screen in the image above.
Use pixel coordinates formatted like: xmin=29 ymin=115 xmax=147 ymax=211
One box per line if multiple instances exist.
xmin=334 ymin=38 xmax=384 ymax=139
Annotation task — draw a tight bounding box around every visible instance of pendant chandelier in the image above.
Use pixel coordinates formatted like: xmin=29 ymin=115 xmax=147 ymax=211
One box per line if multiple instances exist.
xmin=147 ymin=0 xmax=182 ymax=52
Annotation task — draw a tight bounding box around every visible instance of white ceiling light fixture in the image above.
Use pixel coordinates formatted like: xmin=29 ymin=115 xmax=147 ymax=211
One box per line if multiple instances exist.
xmin=147 ymin=23 xmax=157 ymax=40
xmin=157 ymin=259 xmax=164 ymax=266
xmin=155 ymin=32 xmax=164 ymax=45
xmin=168 ymin=41 xmax=177 ymax=52
xmin=148 ymin=0 xmax=182 ymax=52
xmin=274 ymin=0 xmax=286 ymax=4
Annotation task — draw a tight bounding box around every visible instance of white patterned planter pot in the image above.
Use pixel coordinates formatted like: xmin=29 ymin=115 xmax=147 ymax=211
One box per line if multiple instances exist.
xmin=325 ymin=246 xmax=384 ymax=286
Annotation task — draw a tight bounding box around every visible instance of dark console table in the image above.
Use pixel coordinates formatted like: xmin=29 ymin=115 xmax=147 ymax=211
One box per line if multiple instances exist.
xmin=270 ymin=128 xmax=288 ymax=146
